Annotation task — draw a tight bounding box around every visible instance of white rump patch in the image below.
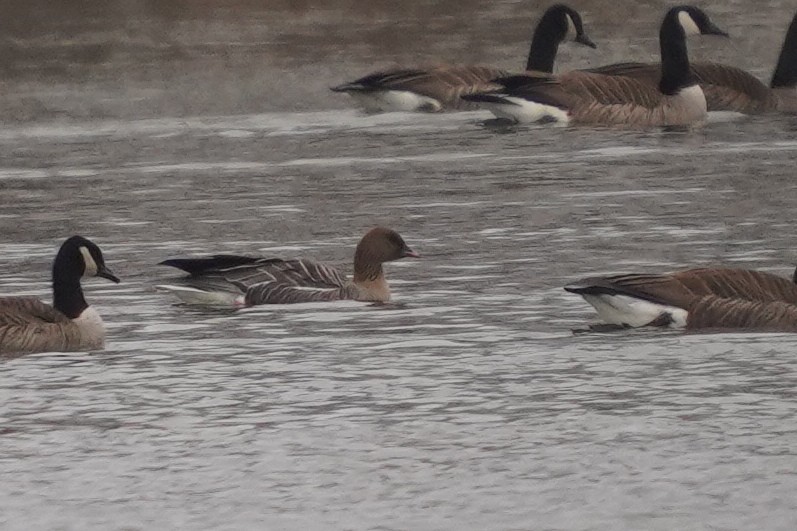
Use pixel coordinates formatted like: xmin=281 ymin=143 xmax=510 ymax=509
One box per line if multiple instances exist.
xmin=565 ymin=14 xmax=577 ymax=41
xmin=156 ymin=285 xmax=246 ymax=308
xmin=581 ymin=294 xmax=688 ymax=328
xmin=347 ymin=90 xmax=442 ymax=113
xmin=79 ymin=246 xmax=98 ymax=277
xmin=678 ymin=11 xmax=701 ymax=36
xmin=483 ymin=96 xmax=570 ymax=125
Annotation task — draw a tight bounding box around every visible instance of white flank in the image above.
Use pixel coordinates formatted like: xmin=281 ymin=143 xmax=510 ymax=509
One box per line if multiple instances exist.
xmin=483 ymin=96 xmax=570 ymax=125
xmin=677 ymin=11 xmax=701 ymax=36
xmin=156 ymin=285 xmax=246 ymax=308
xmin=347 ymin=90 xmax=442 ymax=113
xmin=73 ymin=306 xmax=106 ymax=348
xmin=581 ymin=294 xmax=688 ymax=328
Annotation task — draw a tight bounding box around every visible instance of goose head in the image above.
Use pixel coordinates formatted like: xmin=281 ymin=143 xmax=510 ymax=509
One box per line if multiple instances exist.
xmin=542 ymin=4 xmax=597 ymax=48
xmin=668 ymin=5 xmax=729 ymax=38
xmin=54 ymin=235 xmax=120 ymax=284
xmin=354 ymin=228 xmax=420 ymax=269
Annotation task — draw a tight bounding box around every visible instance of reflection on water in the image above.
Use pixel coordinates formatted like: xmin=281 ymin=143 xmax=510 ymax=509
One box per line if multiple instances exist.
xmin=2 ymin=1 xmax=797 ymax=530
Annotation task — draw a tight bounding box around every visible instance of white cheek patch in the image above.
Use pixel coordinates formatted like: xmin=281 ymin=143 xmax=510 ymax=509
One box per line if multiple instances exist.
xmin=678 ymin=11 xmax=701 ymax=36
xmin=565 ymin=14 xmax=577 ymax=41
xmin=79 ymin=246 xmax=98 ymax=277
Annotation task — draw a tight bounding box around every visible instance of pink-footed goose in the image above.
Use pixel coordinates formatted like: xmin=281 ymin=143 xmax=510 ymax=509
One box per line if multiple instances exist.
xmin=462 ymin=5 xmax=729 ymax=126
xmin=330 ymin=4 xmax=595 ymax=113
xmin=0 ymin=236 xmax=120 ymax=356
xmin=587 ymin=10 xmax=797 ymax=114
xmin=565 ymin=266 xmax=797 ymax=332
xmin=158 ymin=227 xmax=419 ymax=307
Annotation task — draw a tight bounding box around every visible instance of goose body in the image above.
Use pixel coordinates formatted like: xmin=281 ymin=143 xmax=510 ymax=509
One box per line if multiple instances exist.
xmin=565 ymin=267 xmax=797 ymax=332
xmin=158 ymin=227 xmax=419 ymax=307
xmin=0 ymin=236 xmax=120 ymax=356
xmin=587 ymin=12 xmax=797 ymax=114
xmin=463 ymin=6 xmax=728 ymax=126
xmin=331 ymin=4 xmax=595 ymax=113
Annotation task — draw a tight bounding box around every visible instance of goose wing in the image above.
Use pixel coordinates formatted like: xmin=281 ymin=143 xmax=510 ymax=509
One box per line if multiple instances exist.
xmin=333 ymin=65 xmax=508 ymax=109
xmin=493 ymin=71 xmax=667 ymax=109
xmin=671 ymin=268 xmax=797 ymax=303
xmin=566 ymin=268 xmax=797 ymax=310
xmin=585 ymin=61 xmax=660 ymax=84
xmin=687 ymin=295 xmax=797 ymax=332
xmin=586 ymin=61 xmax=776 ymax=113
xmin=690 ymin=62 xmax=776 ymax=113
xmin=237 ymin=258 xmax=353 ymax=304
xmin=0 ymin=297 xmax=79 ymax=354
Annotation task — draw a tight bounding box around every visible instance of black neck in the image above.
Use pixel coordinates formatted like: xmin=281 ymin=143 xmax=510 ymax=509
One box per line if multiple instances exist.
xmin=525 ymin=14 xmax=563 ymax=72
xmin=771 ymin=14 xmax=797 ymax=88
xmin=658 ymin=15 xmax=697 ymax=95
xmin=52 ymin=274 xmax=88 ymax=319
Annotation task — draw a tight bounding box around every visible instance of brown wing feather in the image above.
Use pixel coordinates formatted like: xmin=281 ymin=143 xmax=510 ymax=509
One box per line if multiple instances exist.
xmin=501 ymin=70 xmax=702 ymax=126
xmin=585 ymin=61 xmax=777 ymax=113
xmin=0 ymin=297 xmax=81 ymax=355
xmin=671 ymin=268 xmax=797 ymax=303
xmin=383 ymin=65 xmax=509 ymax=110
xmin=691 ymin=62 xmax=776 ymax=113
xmin=587 ymin=268 xmax=797 ymax=310
xmin=225 ymin=258 xmax=354 ymax=305
xmin=687 ymin=296 xmax=797 ymax=332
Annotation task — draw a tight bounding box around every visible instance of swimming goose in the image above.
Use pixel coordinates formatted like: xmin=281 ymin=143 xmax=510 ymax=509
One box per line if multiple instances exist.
xmin=564 ymin=266 xmax=797 ymax=331
xmin=462 ymin=5 xmax=728 ymax=126
xmin=158 ymin=227 xmax=420 ymax=306
xmin=0 ymin=236 xmax=120 ymax=355
xmin=330 ymin=4 xmax=596 ymax=113
xmin=587 ymin=11 xmax=797 ymax=114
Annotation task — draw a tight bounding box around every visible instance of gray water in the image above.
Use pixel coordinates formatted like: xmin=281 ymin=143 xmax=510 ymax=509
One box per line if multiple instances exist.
xmin=2 ymin=1 xmax=797 ymax=530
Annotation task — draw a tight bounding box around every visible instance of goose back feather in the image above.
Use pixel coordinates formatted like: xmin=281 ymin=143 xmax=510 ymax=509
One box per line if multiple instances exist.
xmin=687 ymin=296 xmax=797 ymax=332
xmin=587 ymin=61 xmax=779 ymax=113
xmin=565 ymin=267 xmax=797 ymax=331
xmin=331 ymin=4 xmax=595 ymax=113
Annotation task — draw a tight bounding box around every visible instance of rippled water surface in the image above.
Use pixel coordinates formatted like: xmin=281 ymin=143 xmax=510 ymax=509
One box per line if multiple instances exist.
xmin=2 ymin=1 xmax=797 ymax=530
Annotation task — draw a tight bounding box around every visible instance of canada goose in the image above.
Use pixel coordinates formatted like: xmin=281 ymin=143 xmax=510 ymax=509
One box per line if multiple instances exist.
xmin=587 ymin=10 xmax=797 ymax=114
xmin=0 ymin=236 xmax=120 ymax=355
xmin=564 ymin=266 xmax=797 ymax=331
xmin=157 ymin=227 xmax=420 ymax=307
xmin=330 ymin=4 xmax=596 ymax=114
xmin=462 ymin=5 xmax=728 ymax=126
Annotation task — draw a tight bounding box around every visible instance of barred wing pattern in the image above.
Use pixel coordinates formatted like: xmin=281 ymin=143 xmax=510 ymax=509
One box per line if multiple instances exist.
xmin=586 ymin=61 xmax=777 ymax=113
xmin=235 ymin=258 xmax=355 ymax=305
xmin=692 ymin=62 xmax=777 ymax=113
xmin=489 ymin=71 xmax=704 ymax=126
xmin=334 ymin=65 xmax=509 ymax=110
xmin=585 ymin=268 xmax=797 ymax=309
xmin=687 ymin=296 xmax=797 ymax=332
xmin=0 ymin=297 xmax=81 ymax=354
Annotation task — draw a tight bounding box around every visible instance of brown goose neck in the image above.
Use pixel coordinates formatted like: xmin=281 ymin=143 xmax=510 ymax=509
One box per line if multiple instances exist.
xmin=353 ymin=260 xmax=384 ymax=283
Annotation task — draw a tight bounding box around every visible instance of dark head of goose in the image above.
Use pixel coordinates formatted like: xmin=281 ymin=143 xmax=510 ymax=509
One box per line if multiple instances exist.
xmin=544 ymin=4 xmax=597 ymax=49
xmin=669 ymin=5 xmax=729 ymax=38
xmin=54 ymin=236 xmax=120 ymax=284
xmin=51 ymin=236 xmax=119 ymax=320
xmin=658 ymin=5 xmax=728 ymax=96
xmin=354 ymin=227 xmax=420 ymax=266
